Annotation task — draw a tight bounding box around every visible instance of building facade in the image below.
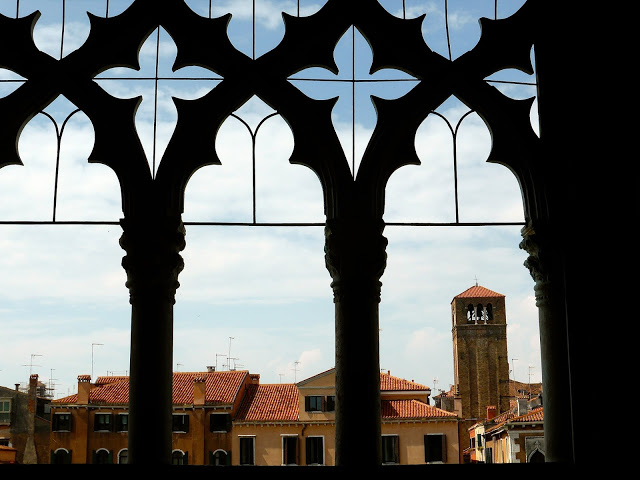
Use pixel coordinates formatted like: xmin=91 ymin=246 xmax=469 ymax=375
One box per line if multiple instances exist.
xmin=468 ymin=401 xmax=544 ymax=464
xmin=49 ymin=368 xmax=459 ymax=465
xmin=0 ymin=374 xmax=51 ymax=464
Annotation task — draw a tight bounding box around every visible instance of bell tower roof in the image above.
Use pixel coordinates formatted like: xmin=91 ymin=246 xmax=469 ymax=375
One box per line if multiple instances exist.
xmin=453 ymin=285 xmax=504 ymax=301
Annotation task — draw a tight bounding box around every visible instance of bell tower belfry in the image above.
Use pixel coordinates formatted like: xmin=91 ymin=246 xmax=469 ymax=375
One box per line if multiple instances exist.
xmin=451 ymin=284 xmax=511 ymax=420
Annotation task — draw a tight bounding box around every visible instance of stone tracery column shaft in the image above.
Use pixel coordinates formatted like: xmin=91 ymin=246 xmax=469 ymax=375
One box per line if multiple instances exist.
xmin=119 ymin=215 xmax=186 ymax=465
xmin=520 ymin=221 xmax=573 ymax=462
xmin=325 ymin=217 xmax=388 ymax=466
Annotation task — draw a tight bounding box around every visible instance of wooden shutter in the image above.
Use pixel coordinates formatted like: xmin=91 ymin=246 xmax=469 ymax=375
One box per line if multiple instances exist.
xmin=441 ymin=434 xmax=447 ymax=463
xmin=305 ymin=437 xmax=312 ymax=464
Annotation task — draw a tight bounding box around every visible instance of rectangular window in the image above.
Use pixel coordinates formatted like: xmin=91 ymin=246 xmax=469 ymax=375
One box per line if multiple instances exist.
xmin=382 ymin=435 xmax=399 ymax=464
xmin=424 ymin=434 xmax=447 ymax=463
xmin=239 ymin=436 xmax=255 ymax=466
xmin=52 ymin=413 xmax=72 ymax=432
xmin=116 ymin=413 xmax=128 ymax=432
xmin=210 ymin=413 xmax=231 ymax=432
xmin=0 ymin=400 xmax=11 ymax=424
xmin=282 ymin=436 xmax=298 ymax=465
xmin=172 ymin=413 xmax=189 ymax=433
xmin=304 ymin=395 xmax=323 ymax=412
xmin=94 ymin=413 xmax=113 ymax=432
xmin=305 ymin=436 xmax=324 ymax=465
xmin=485 ymin=447 xmax=493 ymax=464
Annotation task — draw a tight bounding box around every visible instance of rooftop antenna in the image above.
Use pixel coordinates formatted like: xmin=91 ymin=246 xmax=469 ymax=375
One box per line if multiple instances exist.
xmin=279 ymin=373 xmax=284 ymax=383
xmin=48 ymin=368 xmax=56 ymax=399
xmin=433 ymin=377 xmax=439 ymax=393
xmin=176 ymin=363 xmax=183 ymax=371
xmin=216 ymin=353 xmax=226 ymax=371
xmin=511 ymin=358 xmax=518 ymax=383
xmin=228 ymin=337 xmax=234 ymax=371
xmin=528 ymin=365 xmax=534 ymax=398
xmin=474 ymin=275 xmax=479 ymax=287
xmin=91 ymin=343 xmax=103 ymax=380
xmin=292 ymin=361 xmax=301 ymax=382
xmin=22 ymin=353 xmax=42 ymax=376
xmin=229 ymin=357 xmax=239 ymax=371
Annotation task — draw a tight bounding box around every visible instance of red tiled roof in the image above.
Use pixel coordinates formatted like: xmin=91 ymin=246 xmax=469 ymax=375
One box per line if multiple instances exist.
xmin=454 ymin=285 xmax=504 ymax=299
xmin=382 ymin=400 xmax=457 ymax=419
xmin=512 ymin=406 xmax=543 ymax=423
xmin=235 ymin=384 xmax=299 ymax=422
xmin=380 ymin=372 xmax=430 ymax=392
xmin=52 ymin=371 xmax=249 ymax=406
xmin=484 ymin=407 xmax=543 ymax=434
xmin=172 ymin=371 xmax=248 ymax=405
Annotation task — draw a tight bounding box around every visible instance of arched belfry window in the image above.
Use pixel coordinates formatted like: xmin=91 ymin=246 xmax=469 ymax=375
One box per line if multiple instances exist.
xmin=486 ymin=303 xmax=493 ymax=322
xmin=467 ymin=304 xmax=475 ymax=323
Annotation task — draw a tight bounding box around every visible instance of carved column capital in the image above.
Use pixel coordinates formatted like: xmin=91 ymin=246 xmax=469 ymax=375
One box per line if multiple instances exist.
xmin=520 ymin=221 xmax=554 ymax=309
xmin=119 ymin=216 xmax=186 ymax=305
xmin=324 ymin=218 xmax=388 ymax=303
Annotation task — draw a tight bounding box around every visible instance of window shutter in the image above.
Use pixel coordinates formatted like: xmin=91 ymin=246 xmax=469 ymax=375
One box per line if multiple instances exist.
xmin=184 ymin=415 xmax=189 ymax=432
xmin=209 ymin=451 xmax=213 ymax=465
xmin=305 ymin=437 xmax=311 ymax=464
xmin=304 ymin=396 xmax=311 ymax=412
xmin=92 ymin=450 xmax=97 ymax=464
xmin=227 ymin=451 xmax=232 ymax=466
xmin=50 ymin=450 xmax=54 ymax=464
xmin=68 ymin=450 xmax=72 ymax=464
xmin=108 ymin=450 xmax=113 ymax=464
xmin=441 ymin=434 xmax=447 ymax=463
xmin=184 ymin=451 xmax=188 ymax=465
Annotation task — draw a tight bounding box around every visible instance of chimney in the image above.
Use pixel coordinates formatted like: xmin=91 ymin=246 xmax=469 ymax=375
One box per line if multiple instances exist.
xmin=77 ymin=375 xmax=91 ymax=405
xmin=206 ymin=366 xmax=216 ymax=372
xmin=193 ymin=377 xmax=206 ymax=406
xmin=486 ymin=405 xmax=496 ymax=420
xmin=517 ymin=398 xmax=528 ymax=416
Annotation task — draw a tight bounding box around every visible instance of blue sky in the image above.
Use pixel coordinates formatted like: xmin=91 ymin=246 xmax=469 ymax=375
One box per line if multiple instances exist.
xmin=0 ymin=0 xmax=541 ymax=399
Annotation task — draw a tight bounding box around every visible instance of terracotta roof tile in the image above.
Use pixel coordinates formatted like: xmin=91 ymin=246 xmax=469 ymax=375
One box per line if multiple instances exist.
xmin=511 ymin=406 xmax=543 ymax=423
xmin=235 ymin=384 xmax=299 ymax=422
xmin=382 ymin=399 xmax=457 ymax=419
xmin=52 ymin=371 xmax=249 ymax=406
xmin=484 ymin=407 xmax=543 ymax=434
xmin=454 ymin=285 xmax=504 ymax=299
xmin=380 ymin=372 xmax=430 ymax=392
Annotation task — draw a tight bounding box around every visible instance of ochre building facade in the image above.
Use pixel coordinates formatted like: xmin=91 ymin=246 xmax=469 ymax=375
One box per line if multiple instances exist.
xmin=49 ymin=368 xmax=459 ymax=465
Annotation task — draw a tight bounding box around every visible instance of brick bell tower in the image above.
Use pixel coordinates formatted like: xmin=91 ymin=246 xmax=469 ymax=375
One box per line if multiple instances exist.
xmin=451 ymin=284 xmax=511 ymax=420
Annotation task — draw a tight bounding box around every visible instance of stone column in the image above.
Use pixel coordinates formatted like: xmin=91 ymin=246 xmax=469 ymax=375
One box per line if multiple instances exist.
xmin=324 ymin=218 xmax=387 ymax=467
xmin=119 ymin=216 xmax=186 ymax=465
xmin=520 ymin=222 xmax=573 ymax=462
